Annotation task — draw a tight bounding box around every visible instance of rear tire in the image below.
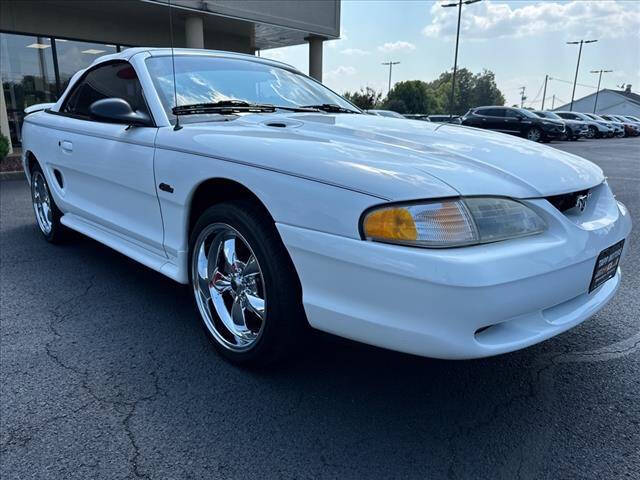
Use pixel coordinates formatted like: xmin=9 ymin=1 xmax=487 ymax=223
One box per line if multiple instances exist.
xmin=30 ymin=164 xmax=67 ymax=243
xmin=188 ymin=200 xmax=306 ymax=366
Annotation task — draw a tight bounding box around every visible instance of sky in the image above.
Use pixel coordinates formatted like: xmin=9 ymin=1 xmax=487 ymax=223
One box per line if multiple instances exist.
xmin=261 ymin=0 xmax=640 ymax=110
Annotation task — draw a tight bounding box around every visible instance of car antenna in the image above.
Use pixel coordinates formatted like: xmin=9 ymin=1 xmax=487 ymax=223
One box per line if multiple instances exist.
xmin=168 ymin=0 xmax=182 ymax=131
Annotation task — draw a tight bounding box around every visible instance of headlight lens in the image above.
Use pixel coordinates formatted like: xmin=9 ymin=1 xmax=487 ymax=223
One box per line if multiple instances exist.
xmin=362 ymin=197 xmax=545 ymax=248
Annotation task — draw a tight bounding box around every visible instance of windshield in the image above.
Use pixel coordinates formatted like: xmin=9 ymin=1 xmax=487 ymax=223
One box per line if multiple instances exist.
xmin=516 ymin=108 xmax=539 ymax=119
xmin=540 ymin=111 xmax=562 ymax=120
xmin=146 ymin=55 xmax=358 ymax=122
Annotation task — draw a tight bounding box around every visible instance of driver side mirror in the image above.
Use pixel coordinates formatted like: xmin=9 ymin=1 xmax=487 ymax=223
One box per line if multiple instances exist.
xmin=89 ymin=98 xmax=151 ymax=127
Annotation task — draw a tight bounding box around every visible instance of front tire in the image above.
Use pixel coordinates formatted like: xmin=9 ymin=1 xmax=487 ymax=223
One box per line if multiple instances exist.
xmin=30 ymin=164 xmax=66 ymax=243
xmin=189 ymin=200 xmax=306 ymax=366
xmin=526 ymin=127 xmax=542 ymax=142
xmin=587 ymin=126 xmax=597 ymax=139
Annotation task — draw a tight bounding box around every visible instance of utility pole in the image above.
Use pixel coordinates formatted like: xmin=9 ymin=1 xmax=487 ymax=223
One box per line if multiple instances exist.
xmin=519 ymin=86 xmax=526 ymax=108
xmin=552 ymin=94 xmax=556 ymax=109
xmin=381 ymin=61 xmax=400 ymax=95
xmin=442 ymin=0 xmax=482 ymax=121
xmin=541 ymin=74 xmax=548 ymax=110
xmin=590 ymin=69 xmax=612 ymax=113
xmin=567 ymin=39 xmax=598 ymax=111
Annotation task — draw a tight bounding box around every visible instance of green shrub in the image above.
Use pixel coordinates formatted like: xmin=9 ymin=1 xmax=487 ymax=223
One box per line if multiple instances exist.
xmin=0 ymin=133 xmax=9 ymax=161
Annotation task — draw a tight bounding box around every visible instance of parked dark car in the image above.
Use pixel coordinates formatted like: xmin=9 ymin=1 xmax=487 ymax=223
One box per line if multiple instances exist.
xmin=532 ymin=110 xmax=588 ymax=140
xmin=428 ymin=114 xmax=462 ymax=124
xmin=404 ymin=114 xmax=431 ymax=121
xmin=365 ymin=109 xmax=406 ymax=119
xmin=461 ymin=106 xmax=565 ymax=142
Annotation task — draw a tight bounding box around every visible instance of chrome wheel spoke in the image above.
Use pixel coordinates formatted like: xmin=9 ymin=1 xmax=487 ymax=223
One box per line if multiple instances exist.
xmin=231 ymin=297 xmax=247 ymax=329
xmin=242 ymin=254 xmax=259 ymax=278
xmin=244 ymin=292 xmax=265 ymax=321
xmin=210 ymin=268 xmax=231 ymax=293
xmin=221 ymin=236 xmax=240 ymax=274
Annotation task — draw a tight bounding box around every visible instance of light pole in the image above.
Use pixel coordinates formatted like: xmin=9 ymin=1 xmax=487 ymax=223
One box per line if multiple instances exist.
xmin=590 ymin=69 xmax=612 ymax=113
xmin=541 ymin=74 xmax=548 ymax=110
xmin=567 ymin=39 xmax=597 ymax=111
xmin=442 ymin=0 xmax=482 ymax=121
xmin=381 ymin=61 xmax=400 ymax=95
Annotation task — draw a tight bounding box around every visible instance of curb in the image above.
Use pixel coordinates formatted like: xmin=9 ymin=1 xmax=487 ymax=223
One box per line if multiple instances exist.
xmin=0 ymin=171 xmax=25 ymax=181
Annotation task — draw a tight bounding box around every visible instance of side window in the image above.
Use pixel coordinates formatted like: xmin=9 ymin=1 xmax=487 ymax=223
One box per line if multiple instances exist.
xmin=505 ymin=109 xmax=521 ymax=118
xmin=488 ymin=108 xmax=506 ymax=117
xmin=63 ymin=62 xmax=149 ymax=120
xmin=477 ymin=108 xmax=500 ymax=117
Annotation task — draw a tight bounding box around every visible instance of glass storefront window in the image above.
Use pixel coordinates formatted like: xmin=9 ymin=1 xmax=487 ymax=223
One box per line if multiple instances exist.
xmin=1 ymin=32 xmax=57 ymax=146
xmin=55 ymin=39 xmax=117 ymax=91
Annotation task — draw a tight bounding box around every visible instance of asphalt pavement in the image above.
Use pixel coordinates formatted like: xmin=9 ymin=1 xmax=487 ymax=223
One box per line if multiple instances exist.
xmin=1 ymin=137 xmax=638 ymax=479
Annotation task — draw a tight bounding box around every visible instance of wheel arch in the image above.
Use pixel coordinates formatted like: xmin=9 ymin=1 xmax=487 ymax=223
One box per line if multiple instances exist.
xmin=187 ymin=177 xmax=275 ymax=238
xmin=24 ymin=150 xmax=39 ymax=181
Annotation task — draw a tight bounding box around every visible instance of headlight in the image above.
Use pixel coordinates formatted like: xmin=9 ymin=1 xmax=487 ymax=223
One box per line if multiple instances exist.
xmin=361 ymin=197 xmax=546 ymax=248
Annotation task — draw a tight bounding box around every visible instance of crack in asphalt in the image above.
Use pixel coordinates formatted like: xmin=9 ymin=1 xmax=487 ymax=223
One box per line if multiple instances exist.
xmin=3 ymin=273 xmax=165 ymax=480
xmin=445 ymin=345 xmax=569 ymax=480
xmin=444 ymin=329 xmax=639 ymax=479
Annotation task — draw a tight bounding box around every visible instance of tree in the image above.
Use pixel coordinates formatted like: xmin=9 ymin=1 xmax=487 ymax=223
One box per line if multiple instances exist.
xmin=342 ymin=86 xmax=382 ymax=110
xmin=382 ymin=80 xmax=443 ymax=114
xmin=425 ymin=68 xmax=505 ymax=115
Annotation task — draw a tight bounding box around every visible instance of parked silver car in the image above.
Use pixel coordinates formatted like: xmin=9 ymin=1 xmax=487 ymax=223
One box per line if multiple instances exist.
xmin=555 ymin=111 xmax=614 ymax=138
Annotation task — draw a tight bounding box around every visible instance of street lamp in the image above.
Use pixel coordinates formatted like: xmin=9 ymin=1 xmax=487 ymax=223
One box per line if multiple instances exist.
xmin=567 ymin=39 xmax=597 ymax=111
xmin=442 ymin=0 xmax=482 ymax=121
xmin=590 ymin=69 xmax=613 ymax=113
xmin=382 ymin=61 xmax=400 ymax=95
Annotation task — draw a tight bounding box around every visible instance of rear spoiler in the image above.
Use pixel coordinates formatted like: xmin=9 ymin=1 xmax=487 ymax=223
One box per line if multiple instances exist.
xmin=24 ymin=103 xmax=56 ymax=114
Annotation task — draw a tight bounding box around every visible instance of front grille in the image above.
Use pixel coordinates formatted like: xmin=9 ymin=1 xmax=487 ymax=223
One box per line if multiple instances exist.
xmin=546 ymin=189 xmax=589 ymax=213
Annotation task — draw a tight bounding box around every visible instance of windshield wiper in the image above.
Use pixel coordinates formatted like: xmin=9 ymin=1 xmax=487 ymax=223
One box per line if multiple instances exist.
xmin=300 ymin=103 xmax=360 ymax=114
xmin=172 ymin=100 xmax=320 ymax=116
xmin=172 ymin=100 xmax=275 ymax=116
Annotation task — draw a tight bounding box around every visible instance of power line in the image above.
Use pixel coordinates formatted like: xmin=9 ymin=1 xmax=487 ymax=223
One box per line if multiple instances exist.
xmin=549 ymin=77 xmax=598 ymax=89
xmin=528 ymin=79 xmax=545 ymax=107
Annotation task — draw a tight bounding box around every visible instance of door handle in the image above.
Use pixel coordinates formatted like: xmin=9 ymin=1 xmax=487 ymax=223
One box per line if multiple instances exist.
xmin=61 ymin=140 xmax=73 ymax=152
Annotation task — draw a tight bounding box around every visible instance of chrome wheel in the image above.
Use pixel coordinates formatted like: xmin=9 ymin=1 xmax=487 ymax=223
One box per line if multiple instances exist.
xmin=32 ymin=171 xmax=53 ymax=235
xmin=192 ymin=223 xmax=267 ymax=351
xmin=526 ymin=128 xmax=541 ymax=142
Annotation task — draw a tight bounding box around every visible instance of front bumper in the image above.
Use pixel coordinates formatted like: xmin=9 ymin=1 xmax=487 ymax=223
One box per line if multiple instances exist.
xmin=278 ymin=187 xmax=632 ymax=359
xmin=541 ymin=123 xmax=565 ymax=139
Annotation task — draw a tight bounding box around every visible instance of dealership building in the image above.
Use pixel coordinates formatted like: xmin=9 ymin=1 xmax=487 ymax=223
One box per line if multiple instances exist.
xmin=553 ymin=86 xmax=640 ymax=117
xmin=0 ymin=0 xmax=340 ymax=153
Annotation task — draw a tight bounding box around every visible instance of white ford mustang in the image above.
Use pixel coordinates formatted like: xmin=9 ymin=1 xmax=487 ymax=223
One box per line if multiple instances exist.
xmin=22 ymin=48 xmax=631 ymax=365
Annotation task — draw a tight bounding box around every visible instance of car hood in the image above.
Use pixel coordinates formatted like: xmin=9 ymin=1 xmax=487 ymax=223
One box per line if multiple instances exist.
xmin=561 ymin=119 xmax=586 ymax=126
xmin=161 ymin=113 xmax=604 ymax=201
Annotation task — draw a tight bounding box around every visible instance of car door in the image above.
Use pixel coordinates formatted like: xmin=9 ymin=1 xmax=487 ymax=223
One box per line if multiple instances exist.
xmin=503 ymin=108 xmax=523 ymax=133
xmin=53 ymin=61 xmax=165 ymax=257
xmin=472 ymin=108 xmax=497 ymax=130
xmin=482 ymin=108 xmax=506 ymax=131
